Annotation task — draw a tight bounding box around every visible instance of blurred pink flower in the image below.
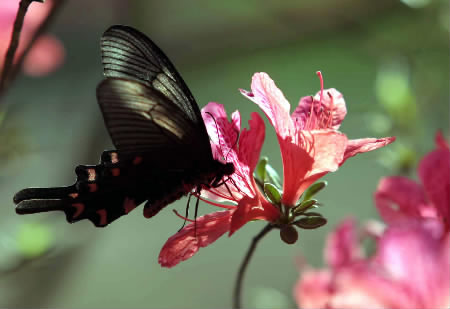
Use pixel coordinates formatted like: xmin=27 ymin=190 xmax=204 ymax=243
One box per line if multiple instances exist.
xmin=375 ymin=132 xmax=450 ymax=232
xmin=240 ymin=72 xmax=395 ymax=206
xmin=158 ymin=103 xmax=280 ymax=268
xmin=0 ymin=0 xmax=64 ymax=76
xmin=294 ymin=134 xmax=450 ymax=308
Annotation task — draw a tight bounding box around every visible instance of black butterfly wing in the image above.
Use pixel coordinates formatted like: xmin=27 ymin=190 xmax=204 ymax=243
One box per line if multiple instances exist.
xmin=100 ymin=25 xmax=212 ymax=156
xmin=97 ymin=78 xmax=204 ymax=153
xmin=14 ymin=25 xmax=219 ymax=227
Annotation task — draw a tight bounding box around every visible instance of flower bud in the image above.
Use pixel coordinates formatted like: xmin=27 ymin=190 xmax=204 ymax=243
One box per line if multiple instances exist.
xmin=280 ymin=225 xmax=298 ymax=244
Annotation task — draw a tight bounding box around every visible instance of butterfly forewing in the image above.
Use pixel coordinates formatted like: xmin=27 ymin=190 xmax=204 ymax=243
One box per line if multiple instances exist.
xmin=100 ymin=25 xmax=205 ymax=135
xmin=97 ymin=78 xmax=203 ymax=153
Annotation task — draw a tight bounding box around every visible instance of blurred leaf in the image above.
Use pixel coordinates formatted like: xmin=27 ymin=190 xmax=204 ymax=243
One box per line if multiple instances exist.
xmin=249 ymin=286 xmax=293 ymax=309
xmin=17 ymin=222 xmax=52 ymax=258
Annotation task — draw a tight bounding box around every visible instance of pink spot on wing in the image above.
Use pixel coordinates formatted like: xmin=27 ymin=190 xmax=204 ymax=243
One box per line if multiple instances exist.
xmin=110 ymin=152 xmax=119 ymax=164
xmin=69 ymin=193 xmax=79 ymax=199
xmin=96 ymin=209 xmax=108 ymax=226
xmin=133 ymin=156 xmax=143 ymax=165
xmin=88 ymin=183 xmax=98 ymax=192
xmin=124 ymin=197 xmax=136 ymax=214
xmin=71 ymin=203 xmax=85 ymax=218
xmin=111 ymin=168 xmax=120 ymax=176
xmin=87 ymin=169 xmax=96 ymax=181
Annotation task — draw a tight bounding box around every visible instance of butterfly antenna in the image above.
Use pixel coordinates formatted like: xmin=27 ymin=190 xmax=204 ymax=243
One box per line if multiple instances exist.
xmin=224 ymin=130 xmax=240 ymax=162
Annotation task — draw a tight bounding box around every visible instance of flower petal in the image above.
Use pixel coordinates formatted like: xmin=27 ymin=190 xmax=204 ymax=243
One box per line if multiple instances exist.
xmin=238 ymin=112 xmax=265 ymax=173
xmin=240 ymin=72 xmax=294 ymax=138
xmin=158 ymin=210 xmax=233 ymax=268
xmin=23 ymin=35 xmax=65 ymax=76
xmin=342 ymin=136 xmax=396 ymax=164
xmin=325 ymin=218 xmax=362 ymax=269
xmin=418 ymin=147 xmax=450 ymax=230
xmin=293 ymin=268 xmax=333 ymax=309
xmin=435 ymin=131 xmax=449 ymax=150
xmin=229 ymin=196 xmax=279 ymax=236
xmin=293 ymin=88 xmax=347 ymax=130
xmin=375 ymin=176 xmax=433 ymax=225
xmin=371 ymin=223 xmax=450 ymax=308
xmin=281 ymin=130 xmax=348 ymax=206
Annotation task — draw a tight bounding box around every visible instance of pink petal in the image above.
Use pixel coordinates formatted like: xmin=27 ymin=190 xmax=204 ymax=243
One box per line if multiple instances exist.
xmin=371 ymin=223 xmax=450 ymax=308
xmin=418 ymin=147 xmax=450 ymax=230
xmin=201 ymin=103 xmax=264 ymax=201
xmin=342 ymin=137 xmax=396 ymax=164
xmin=23 ymin=35 xmax=65 ymax=76
xmin=229 ymin=196 xmax=279 ymax=236
xmin=158 ymin=210 xmax=233 ymax=268
xmin=375 ymin=176 xmax=433 ymax=225
xmin=293 ymin=88 xmax=347 ymax=130
xmin=325 ymin=218 xmax=362 ymax=269
xmin=281 ymin=130 xmax=348 ymax=206
xmin=240 ymin=72 xmax=295 ymax=138
xmin=435 ymin=131 xmax=449 ymax=150
xmin=238 ymin=112 xmax=265 ymax=173
xmin=293 ymin=269 xmax=333 ymax=309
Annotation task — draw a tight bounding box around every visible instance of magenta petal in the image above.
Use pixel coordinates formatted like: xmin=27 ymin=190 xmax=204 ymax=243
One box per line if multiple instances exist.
xmin=342 ymin=137 xmax=396 ymax=164
xmin=325 ymin=218 xmax=362 ymax=269
xmin=372 ymin=224 xmax=450 ymax=308
xmin=293 ymin=269 xmax=333 ymax=309
xmin=375 ymin=176 xmax=432 ymax=225
xmin=418 ymin=147 xmax=450 ymax=230
xmin=293 ymin=88 xmax=347 ymax=130
xmin=238 ymin=112 xmax=265 ymax=173
xmin=158 ymin=210 xmax=232 ymax=268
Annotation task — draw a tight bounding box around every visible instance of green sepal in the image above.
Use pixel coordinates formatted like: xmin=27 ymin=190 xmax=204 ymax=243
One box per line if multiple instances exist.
xmin=264 ymin=183 xmax=281 ymax=205
xmin=302 ymin=181 xmax=327 ymax=202
xmin=254 ymin=157 xmax=268 ymax=184
xmin=265 ymin=163 xmax=282 ymax=190
xmin=294 ymin=216 xmax=327 ymax=229
xmin=292 ymin=199 xmax=317 ymax=215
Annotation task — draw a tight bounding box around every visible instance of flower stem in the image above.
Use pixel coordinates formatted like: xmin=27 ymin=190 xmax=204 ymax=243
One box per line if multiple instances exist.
xmin=0 ymin=0 xmax=66 ymax=96
xmin=233 ymin=223 xmax=275 ymax=309
xmin=0 ymin=0 xmax=34 ymax=92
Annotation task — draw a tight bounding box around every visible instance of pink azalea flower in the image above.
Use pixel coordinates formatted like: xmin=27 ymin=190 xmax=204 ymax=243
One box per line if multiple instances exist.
xmin=294 ymin=135 xmax=450 ymax=308
xmin=0 ymin=0 xmax=64 ymax=76
xmin=158 ymin=103 xmax=280 ymax=268
xmin=375 ymin=132 xmax=450 ymax=232
xmin=240 ymin=72 xmax=395 ymax=206
xmin=294 ymin=218 xmax=450 ymax=309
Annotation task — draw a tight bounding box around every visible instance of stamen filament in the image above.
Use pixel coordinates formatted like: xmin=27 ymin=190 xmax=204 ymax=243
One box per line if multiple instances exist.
xmin=196 ymin=195 xmax=236 ymax=209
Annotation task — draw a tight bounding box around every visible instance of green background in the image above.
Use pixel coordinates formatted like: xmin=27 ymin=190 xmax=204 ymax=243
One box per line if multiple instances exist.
xmin=0 ymin=0 xmax=448 ymax=308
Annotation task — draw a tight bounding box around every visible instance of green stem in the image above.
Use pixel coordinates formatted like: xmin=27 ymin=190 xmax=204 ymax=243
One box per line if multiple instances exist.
xmin=233 ymin=223 xmax=274 ymax=309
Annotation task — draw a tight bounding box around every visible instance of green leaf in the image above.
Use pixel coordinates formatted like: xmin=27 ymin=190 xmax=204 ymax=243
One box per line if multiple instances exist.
xmin=294 ymin=216 xmax=327 ymax=229
xmin=264 ymin=183 xmax=281 ymax=205
xmin=292 ymin=199 xmax=317 ymax=215
xmin=302 ymin=181 xmax=327 ymax=202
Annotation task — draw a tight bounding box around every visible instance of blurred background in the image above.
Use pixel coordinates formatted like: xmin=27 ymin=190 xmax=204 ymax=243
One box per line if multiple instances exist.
xmin=0 ymin=0 xmax=448 ymax=308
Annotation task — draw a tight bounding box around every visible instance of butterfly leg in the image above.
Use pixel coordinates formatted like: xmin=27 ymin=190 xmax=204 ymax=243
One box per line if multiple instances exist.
xmin=178 ymin=193 xmax=193 ymax=231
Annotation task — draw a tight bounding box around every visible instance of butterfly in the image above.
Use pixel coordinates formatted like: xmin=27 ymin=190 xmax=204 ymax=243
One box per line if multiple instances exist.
xmin=13 ymin=25 xmax=235 ymax=227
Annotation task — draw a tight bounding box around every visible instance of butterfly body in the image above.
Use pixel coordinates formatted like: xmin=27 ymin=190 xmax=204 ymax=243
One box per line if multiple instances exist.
xmin=14 ymin=25 xmax=234 ymax=227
